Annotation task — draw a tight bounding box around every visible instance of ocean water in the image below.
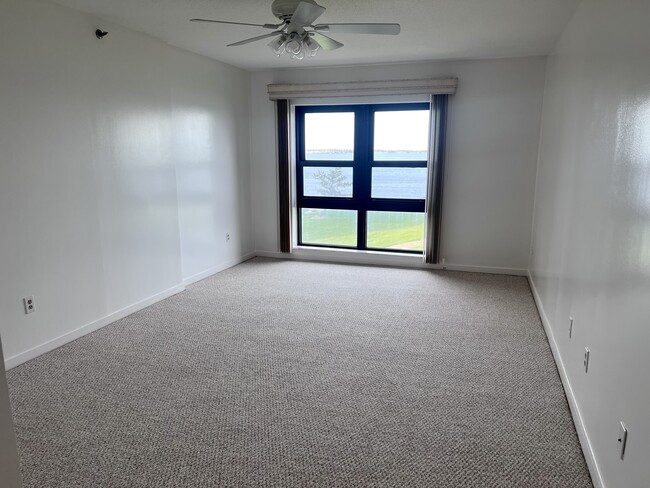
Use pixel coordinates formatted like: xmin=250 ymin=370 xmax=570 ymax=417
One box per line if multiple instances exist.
xmin=303 ymin=151 xmax=427 ymax=200
xmin=306 ymin=150 xmax=427 ymax=161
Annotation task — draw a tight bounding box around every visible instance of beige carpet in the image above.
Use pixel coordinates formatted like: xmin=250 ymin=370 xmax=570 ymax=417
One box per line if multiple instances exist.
xmin=7 ymin=257 xmax=593 ymax=487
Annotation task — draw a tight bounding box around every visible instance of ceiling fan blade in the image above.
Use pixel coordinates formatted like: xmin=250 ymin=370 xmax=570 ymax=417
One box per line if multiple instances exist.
xmin=309 ymin=32 xmax=343 ymax=51
xmin=190 ymin=19 xmax=280 ymax=29
xmin=291 ymin=1 xmax=326 ymax=27
xmin=314 ymin=23 xmax=401 ymax=35
xmin=227 ymin=31 xmax=283 ymax=47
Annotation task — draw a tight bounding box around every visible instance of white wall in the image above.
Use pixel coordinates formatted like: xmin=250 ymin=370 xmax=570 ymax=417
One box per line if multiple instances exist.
xmin=529 ymin=1 xmax=650 ymax=487
xmin=250 ymin=57 xmax=546 ymax=271
xmin=171 ymin=49 xmax=253 ymax=284
xmin=0 ymin=0 xmax=253 ymax=366
xmin=0 ymin=339 xmax=21 ymax=488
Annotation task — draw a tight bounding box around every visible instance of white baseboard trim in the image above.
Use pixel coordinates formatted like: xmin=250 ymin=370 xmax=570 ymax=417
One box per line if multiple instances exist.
xmin=254 ymin=249 xmax=527 ymax=276
xmin=6 ymin=252 xmax=258 ymax=370
xmin=5 ymin=283 xmax=185 ymax=370
xmin=527 ymin=272 xmax=605 ymax=488
xmin=443 ymin=263 xmax=527 ymax=276
xmin=182 ymin=252 xmax=256 ymax=286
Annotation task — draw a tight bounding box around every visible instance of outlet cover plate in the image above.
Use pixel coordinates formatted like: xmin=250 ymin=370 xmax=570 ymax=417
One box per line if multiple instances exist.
xmin=23 ymin=296 xmax=35 ymax=314
xmin=618 ymin=422 xmax=628 ymax=460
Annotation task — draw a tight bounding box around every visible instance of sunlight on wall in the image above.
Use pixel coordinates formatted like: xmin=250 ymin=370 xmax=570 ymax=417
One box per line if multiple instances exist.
xmin=172 ymin=110 xmax=215 ymax=165
xmin=614 ymin=95 xmax=650 ymax=273
xmin=173 ymin=110 xmax=216 ymax=196
xmin=115 ymin=111 xmax=169 ymax=167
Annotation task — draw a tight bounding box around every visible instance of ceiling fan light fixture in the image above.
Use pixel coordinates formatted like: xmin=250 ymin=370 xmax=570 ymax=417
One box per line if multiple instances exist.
xmin=285 ymin=33 xmax=303 ymax=56
xmin=269 ymin=34 xmax=287 ymax=56
xmin=303 ymin=35 xmax=320 ymax=56
xmin=271 ymin=32 xmax=319 ymax=60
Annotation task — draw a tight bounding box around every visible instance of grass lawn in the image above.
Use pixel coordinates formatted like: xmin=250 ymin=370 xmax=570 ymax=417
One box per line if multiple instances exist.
xmin=301 ymin=209 xmax=424 ymax=251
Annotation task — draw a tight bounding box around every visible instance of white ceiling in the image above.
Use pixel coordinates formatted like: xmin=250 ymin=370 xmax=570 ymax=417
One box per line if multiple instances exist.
xmin=49 ymin=0 xmax=581 ymax=71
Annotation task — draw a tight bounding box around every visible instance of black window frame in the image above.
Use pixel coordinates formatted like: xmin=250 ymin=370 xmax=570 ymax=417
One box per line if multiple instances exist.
xmin=295 ymin=102 xmax=429 ymax=253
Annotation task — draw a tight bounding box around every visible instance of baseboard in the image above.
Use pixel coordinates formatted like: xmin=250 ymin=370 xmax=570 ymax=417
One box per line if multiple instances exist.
xmin=254 ymin=250 xmax=527 ymax=276
xmin=444 ymin=263 xmax=527 ymax=276
xmin=5 ymin=253 xmax=258 ymax=369
xmin=182 ymin=252 xmax=256 ymax=286
xmin=4 ymin=283 xmax=185 ymax=370
xmin=527 ymin=272 xmax=605 ymax=488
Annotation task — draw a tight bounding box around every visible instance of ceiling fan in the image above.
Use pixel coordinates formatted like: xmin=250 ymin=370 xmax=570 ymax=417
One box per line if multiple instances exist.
xmin=190 ymin=0 xmax=400 ymax=60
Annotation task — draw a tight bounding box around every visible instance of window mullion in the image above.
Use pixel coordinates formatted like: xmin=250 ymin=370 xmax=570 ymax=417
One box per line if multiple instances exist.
xmin=353 ymin=106 xmax=366 ymax=250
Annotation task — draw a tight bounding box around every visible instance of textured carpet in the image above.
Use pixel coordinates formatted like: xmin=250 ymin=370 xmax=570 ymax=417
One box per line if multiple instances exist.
xmin=7 ymin=258 xmax=592 ymax=487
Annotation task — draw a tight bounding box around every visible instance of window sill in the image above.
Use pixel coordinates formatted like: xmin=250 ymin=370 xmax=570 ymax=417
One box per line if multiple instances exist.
xmin=255 ymin=248 xmax=527 ymax=275
xmin=291 ymin=246 xmax=424 ymax=267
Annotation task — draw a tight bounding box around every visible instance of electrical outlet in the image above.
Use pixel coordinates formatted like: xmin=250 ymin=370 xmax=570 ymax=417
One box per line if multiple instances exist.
xmin=23 ymin=296 xmax=35 ymax=314
xmin=583 ymin=347 xmax=590 ymax=373
xmin=618 ymin=422 xmax=628 ymax=460
xmin=569 ymin=316 xmax=574 ymax=338
xmin=225 ymin=233 xmax=230 ymax=242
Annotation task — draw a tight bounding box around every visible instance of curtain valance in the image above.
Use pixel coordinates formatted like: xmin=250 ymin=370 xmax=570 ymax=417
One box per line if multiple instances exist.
xmin=268 ymin=78 xmax=457 ymax=100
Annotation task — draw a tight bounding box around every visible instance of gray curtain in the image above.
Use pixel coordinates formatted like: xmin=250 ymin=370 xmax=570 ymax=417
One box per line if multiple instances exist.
xmin=276 ymin=99 xmax=292 ymax=253
xmin=424 ymin=94 xmax=448 ymax=264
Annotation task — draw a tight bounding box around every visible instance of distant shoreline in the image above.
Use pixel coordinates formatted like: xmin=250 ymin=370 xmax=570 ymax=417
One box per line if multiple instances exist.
xmin=306 ymin=150 xmax=426 ymax=154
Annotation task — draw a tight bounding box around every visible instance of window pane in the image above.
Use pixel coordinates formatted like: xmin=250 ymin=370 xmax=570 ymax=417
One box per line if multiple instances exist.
xmin=301 ymin=209 xmax=357 ymax=247
xmin=371 ymin=167 xmax=427 ymax=199
xmin=305 ymin=112 xmax=354 ymax=160
xmin=303 ymin=167 xmax=353 ymax=197
xmin=374 ymin=110 xmax=429 ymax=161
xmin=367 ymin=211 xmax=425 ymax=251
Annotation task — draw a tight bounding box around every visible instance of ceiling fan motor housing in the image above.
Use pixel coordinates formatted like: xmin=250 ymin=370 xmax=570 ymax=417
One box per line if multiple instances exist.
xmin=271 ymin=0 xmax=321 ymax=22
